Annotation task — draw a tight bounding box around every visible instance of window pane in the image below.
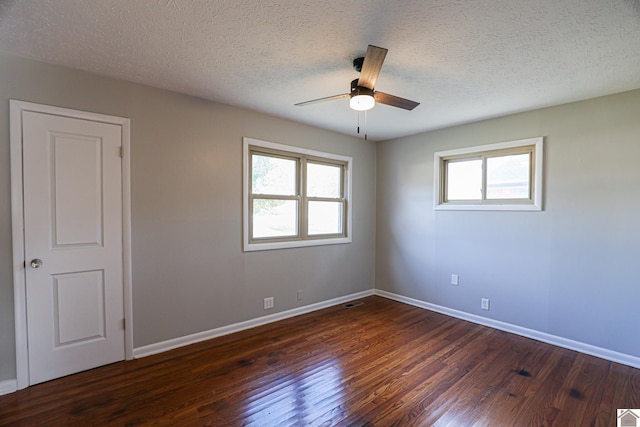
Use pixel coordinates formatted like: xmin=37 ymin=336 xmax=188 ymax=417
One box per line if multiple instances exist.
xmin=307 ymin=163 xmax=341 ymax=198
xmin=446 ymin=159 xmax=482 ymax=200
xmin=251 ymin=154 xmax=296 ymax=196
xmin=308 ymin=201 xmax=343 ymax=235
xmin=252 ymin=199 xmax=298 ymax=238
xmin=486 ymin=153 xmax=530 ymax=199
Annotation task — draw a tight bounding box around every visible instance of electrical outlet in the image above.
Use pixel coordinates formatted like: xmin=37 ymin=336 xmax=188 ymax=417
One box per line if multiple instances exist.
xmin=481 ymin=298 xmax=490 ymax=310
xmin=264 ymin=297 xmax=274 ymax=310
xmin=297 ymin=290 xmax=304 ymax=301
xmin=451 ymin=274 xmax=459 ymax=286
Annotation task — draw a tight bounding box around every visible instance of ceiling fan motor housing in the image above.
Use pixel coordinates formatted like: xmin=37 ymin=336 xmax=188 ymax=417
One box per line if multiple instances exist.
xmin=350 ymin=78 xmax=374 ymax=97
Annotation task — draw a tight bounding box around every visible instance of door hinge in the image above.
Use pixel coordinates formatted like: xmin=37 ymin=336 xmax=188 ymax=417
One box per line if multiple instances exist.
xmin=119 ymin=147 xmax=124 ymax=158
xmin=123 ymin=318 xmax=126 ymax=330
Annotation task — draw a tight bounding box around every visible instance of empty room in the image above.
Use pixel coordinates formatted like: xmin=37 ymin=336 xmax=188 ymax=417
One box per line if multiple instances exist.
xmin=1 ymin=1 xmax=639 ymax=425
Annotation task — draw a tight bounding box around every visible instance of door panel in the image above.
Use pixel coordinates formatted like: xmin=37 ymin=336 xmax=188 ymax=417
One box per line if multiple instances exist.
xmin=22 ymin=111 xmax=125 ymax=385
xmin=53 ymin=270 xmax=106 ymax=346
xmin=51 ymin=132 xmax=104 ymax=247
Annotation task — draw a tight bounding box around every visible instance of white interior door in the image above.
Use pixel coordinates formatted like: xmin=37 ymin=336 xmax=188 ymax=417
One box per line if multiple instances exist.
xmin=22 ymin=110 xmax=125 ymax=385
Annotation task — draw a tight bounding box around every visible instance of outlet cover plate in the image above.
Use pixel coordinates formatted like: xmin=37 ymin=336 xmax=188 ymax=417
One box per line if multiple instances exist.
xmin=264 ymin=297 xmax=274 ymax=310
xmin=481 ymin=298 xmax=490 ymax=310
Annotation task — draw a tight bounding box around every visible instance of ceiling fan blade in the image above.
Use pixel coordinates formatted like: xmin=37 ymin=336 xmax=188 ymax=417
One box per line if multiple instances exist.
xmin=357 ymin=45 xmax=388 ymax=90
xmin=374 ymin=92 xmax=420 ymax=111
xmin=294 ymin=93 xmax=350 ymax=107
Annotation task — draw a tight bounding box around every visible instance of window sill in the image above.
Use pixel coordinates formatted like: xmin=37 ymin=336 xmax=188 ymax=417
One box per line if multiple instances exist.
xmin=434 ymin=203 xmax=542 ymax=211
xmin=244 ymin=236 xmax=352 ymax=252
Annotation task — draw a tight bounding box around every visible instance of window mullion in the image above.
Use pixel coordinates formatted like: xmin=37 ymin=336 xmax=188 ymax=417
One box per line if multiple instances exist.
xmin=481 ymin=156 xmax=487 ymax=202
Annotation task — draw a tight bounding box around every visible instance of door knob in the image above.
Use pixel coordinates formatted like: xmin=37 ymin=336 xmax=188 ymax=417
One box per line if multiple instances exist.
xmin=30 ymin=259 xmax=43 ymax=268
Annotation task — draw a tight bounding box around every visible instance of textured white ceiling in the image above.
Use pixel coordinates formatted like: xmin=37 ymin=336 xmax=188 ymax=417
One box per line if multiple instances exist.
xmin=1 ymin=0 xmax=640 ymax=141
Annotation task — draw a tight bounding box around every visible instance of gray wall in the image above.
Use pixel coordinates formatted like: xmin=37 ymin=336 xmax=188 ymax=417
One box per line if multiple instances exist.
xmin=0 ymin=52 xmax=377 ymax=381
xmin=376 ymin=89 xmax=640 ymax=358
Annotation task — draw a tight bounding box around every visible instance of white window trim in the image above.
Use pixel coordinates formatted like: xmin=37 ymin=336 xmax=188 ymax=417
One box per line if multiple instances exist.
xmin=434 ymin=137 xmax=543 ymax=211
xmin=243 ymin=137 xmax=353 ymax=251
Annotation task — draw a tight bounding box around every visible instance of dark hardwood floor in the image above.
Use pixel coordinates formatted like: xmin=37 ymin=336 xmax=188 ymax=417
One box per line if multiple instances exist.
xmin=1 ymin=296 xmax=638 ymax=426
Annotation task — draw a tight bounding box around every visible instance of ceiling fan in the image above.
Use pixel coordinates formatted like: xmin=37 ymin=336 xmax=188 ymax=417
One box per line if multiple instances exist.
xmin=295 ymin=45 xmax=420 ymax=112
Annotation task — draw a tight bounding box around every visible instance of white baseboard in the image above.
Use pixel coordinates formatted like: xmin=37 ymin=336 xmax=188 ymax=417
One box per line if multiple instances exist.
xmin=0 ymin=379 xmax=18 ymax=396
xmin=375 ymin=289 xmax=640 ymax=370
xmin=134 ymin=290 xmax=375 ymax=358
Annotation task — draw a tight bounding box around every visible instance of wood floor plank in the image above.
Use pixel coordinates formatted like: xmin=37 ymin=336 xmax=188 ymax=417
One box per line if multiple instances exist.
xmin=1 ymin=296 xmax=638 ymax=426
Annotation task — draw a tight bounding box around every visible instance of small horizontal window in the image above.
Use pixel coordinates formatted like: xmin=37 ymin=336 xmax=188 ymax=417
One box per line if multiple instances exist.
xmin=434 ymin=137 xmax=543 ymax=211
xmin=243 ymin=137 xmax=352 ymax=251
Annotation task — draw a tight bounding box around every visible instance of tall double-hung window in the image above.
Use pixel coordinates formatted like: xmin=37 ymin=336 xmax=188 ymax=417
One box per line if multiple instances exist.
xmin=243 ymin=137 xmax=352 ymax=251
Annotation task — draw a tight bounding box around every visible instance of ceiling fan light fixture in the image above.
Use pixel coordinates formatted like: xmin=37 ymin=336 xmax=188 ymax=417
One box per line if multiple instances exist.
xmin=350 ymin=93 xmax=375 ymax=111
xmin=349 ymin=78 xmax=375 ymax=111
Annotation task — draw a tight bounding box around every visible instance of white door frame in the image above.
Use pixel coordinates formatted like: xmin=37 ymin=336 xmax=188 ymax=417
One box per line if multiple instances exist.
xmin=10 ymin=100 xmax=134 ymax=389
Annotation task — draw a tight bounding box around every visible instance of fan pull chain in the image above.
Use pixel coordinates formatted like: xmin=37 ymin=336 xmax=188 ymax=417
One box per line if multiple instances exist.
xmin=355 ymin=111 xmax=368 ymax=140
xmin=364 ymin=110 xmax=368 ymax=141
